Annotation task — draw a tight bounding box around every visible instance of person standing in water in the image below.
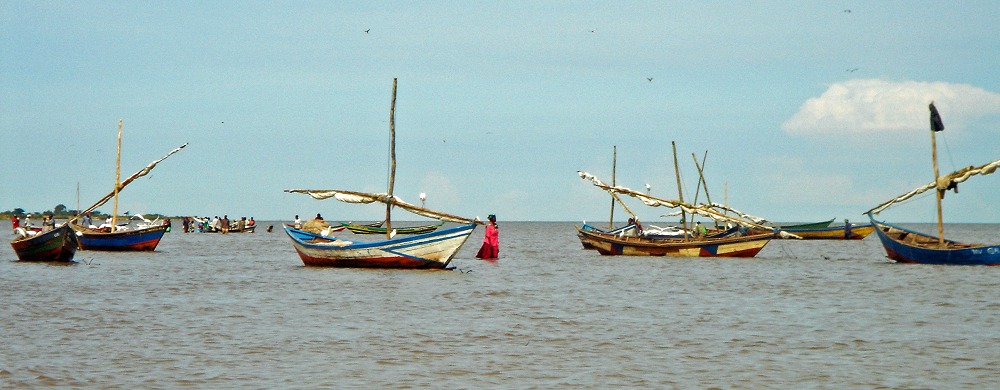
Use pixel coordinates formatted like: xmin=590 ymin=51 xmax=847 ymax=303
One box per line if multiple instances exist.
xmin=476 ymin=214 xmax=499 ymax=260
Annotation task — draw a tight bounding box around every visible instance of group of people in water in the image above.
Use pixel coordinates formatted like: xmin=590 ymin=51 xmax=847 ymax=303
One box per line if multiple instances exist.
xmin=179 ymin=215 xmax=256 ymax=233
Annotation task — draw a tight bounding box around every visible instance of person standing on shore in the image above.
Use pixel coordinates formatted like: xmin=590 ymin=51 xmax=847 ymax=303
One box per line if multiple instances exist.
xmin=476 ymin=214 xmax=499 ymax=260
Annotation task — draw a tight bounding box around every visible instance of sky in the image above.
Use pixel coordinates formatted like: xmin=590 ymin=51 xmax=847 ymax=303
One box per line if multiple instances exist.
xmin=3 ymin=1 xmax=1000 ymax=224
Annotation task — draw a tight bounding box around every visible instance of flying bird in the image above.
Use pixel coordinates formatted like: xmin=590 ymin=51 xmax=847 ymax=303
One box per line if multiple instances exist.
xmin=647 ymin=77 xmax=653 ymax=82
xmin=846 ymin=68 xmax=859 ymax=72
xmin=364 ymin=29 xmax=370 ymax=34
xmin=843 ymin=9 xmax=851 ymax=13
xmin=590 ymin=28 xmax=597 ymax=33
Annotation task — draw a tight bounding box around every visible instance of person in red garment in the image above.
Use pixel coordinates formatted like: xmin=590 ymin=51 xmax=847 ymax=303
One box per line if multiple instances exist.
xmin=476 ymin=214 xmax=499 ymax=260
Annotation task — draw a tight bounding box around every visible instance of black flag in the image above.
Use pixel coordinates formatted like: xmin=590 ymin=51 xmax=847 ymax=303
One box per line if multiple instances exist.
xmin=929 ymin=102 xmax=945 ymax=132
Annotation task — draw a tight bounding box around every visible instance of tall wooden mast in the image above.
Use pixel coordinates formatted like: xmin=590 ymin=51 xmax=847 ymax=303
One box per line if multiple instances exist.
xmin=671 ymin=141 xmax=687 ymax=239
xmin=111 ymin=119 xmax=123 ymax=228
xmin=609 ymin=145 xmax=616 ymax=229
xmin=930 ymin=102 xmax=945 ymax=245
xmin=385 ymin=78 xmax=398 ymax=240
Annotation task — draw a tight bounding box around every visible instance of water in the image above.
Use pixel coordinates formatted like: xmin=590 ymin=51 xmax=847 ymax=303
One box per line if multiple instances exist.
xmin=2 ymin=222 xmax=999 ymax=388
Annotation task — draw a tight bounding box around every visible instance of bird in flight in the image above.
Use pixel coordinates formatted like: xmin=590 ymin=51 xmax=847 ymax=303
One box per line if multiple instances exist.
xmin=846 ymin=68 xmax=859 ymax=72
xmin=647 ymin=77 xmax=653 ymax=82
xmin=843 ymin=9 xmax=851 ymax=13
xmin=364 ymin=29 xmax=370 ymax=34
xmin=590 ymin=28 xmax=597 ymax=33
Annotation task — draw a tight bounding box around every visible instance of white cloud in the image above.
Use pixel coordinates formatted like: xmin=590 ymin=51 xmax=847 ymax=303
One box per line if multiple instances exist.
xmin=783 ymin=79 xmax=1000 ymax=135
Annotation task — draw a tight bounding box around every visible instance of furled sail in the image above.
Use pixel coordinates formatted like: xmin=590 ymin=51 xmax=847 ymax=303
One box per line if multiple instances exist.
xmin=866 ymin=157 xmax=1000 ymax=215
xmin=284 ymin=188 xmax=481 ymax=224
xmin=578 ymin=171 xmax=796 ymax=237
xmin=706 ymin=203 xmax=770 ymax=225
xmin=68 ymin=143 xmax=188 ymax=224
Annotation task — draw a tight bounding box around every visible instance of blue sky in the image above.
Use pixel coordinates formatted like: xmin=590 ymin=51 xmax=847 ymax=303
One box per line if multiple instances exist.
xmin=3 ymin=1 xmax=1000 ymax=223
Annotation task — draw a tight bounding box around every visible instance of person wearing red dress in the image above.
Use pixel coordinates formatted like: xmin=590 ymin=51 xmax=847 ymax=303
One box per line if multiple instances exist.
xmin=476 ymin=214 xmax=499 ymax=259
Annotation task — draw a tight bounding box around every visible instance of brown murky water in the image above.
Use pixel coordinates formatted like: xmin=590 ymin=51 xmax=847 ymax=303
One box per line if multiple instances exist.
xmin=3 ymin=222 xmax=999 ymax=388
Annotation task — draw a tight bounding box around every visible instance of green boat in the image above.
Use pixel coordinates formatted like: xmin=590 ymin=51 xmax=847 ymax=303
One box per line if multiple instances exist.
xmin=778 ymin=218 xmax=835 ymax=230
xmin=342 ymin=220 xmax=444 ymax=235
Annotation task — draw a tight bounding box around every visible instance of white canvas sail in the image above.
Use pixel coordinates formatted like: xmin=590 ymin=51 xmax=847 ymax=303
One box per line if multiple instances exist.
xmin=866 ymin=158 xmax=1000 ymax=215
xmin=284 ymin=188 xmax=480 ymax=225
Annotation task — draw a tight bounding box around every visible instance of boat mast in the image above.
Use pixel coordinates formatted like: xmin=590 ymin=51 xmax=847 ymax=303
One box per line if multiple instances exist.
xmin=691 ymin=151 xmax=715 ymax=226
xmin=112 ymin=119 xmax=123 ymax=228
xmin=671 ymin=141 xmax=687 ymax=239
xmin=609 ymin=145 xmax=616 ymax=229
xmin=385 ymin=78 xmax=397 ymax=240
xmin=930 ymin=101 xmax=945 ymax=245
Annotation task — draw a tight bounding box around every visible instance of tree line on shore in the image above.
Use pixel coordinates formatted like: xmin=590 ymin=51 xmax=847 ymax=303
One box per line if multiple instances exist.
xmin=1 ymin=204 xmax=169 ymax=220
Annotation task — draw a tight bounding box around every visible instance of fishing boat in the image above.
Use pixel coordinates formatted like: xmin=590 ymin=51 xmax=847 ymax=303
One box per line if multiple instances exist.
xmin=780 ymin=223 xmax=874 ymax=240
xmin=577 ymin=225 xmax=773 ymax=257
xmin=283 ymin=78 xmax=480 ymax=269
xmin=779 ymin=218 xmax=835 ymax=230
xmin=69 ymin=121 xmax=187 ymax=251
xmin=10 ymin=223 xmax=79 ymax=262
xmin=576 ymin=169 xmax=790 ymax=258
xmin=865 ymin=102 xmax=1000 ymax=265
xmin=342 ymin=220 xmax=443 ymax=235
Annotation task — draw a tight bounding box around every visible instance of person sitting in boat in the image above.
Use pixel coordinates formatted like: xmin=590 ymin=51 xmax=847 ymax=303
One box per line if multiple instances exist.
xmin=695 ymin=221 xmax=708 ymax=238
xmin=293 ymin=215 xmax=303 ymax=229
xmin=247 ymin=217 xmax=255 ymax=227
xmin=627 ymin=217 xmax=644 ymax=236
xmin=302 ymin=213 xmax=330 ymax=234
xmin=23 ymin=214 xmax=33 ymax=228
xmin=99 ymin=216 xmax=114 ymax=231
xmin=41 ymin=215 xmax=56 ymax=232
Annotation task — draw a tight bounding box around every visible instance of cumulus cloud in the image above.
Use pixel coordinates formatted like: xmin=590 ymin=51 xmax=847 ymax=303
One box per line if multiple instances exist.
xmin=783 ymin=79 xmax=1000 ymax=135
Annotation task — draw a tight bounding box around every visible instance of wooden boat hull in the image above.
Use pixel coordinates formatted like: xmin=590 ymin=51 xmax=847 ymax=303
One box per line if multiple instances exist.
xmin=577 ymin=223 xmax=638 ymax=249
xmin=284 ymin=223 xmax=476 ymax=269
xmin=576 ymin=226 xmax=771 ymax=257
xmin=73 ymin=224 xmax=168 ymax=251
xmin=868 ymin=215 xmax=1000 ymax=266
xmin=781 ymin=224 xmax=874 ymax=240
xmin=343 ymin=221 xmax=444 ymax=235
xmin=10 ymin=224 xmax=78 ymax=262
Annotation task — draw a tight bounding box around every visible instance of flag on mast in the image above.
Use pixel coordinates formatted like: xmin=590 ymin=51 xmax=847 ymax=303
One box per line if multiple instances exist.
xmin=929 ymin=102 xmax=945 ymax=132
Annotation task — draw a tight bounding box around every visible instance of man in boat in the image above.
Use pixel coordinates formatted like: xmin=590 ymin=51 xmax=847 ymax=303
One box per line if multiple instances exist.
xmin=82 ymin=213 xmax=93 ymax=228
xmin=293 ymin=215 xmax=303 ymax=229
xmin=695 ymin=221 xmax=708 ymax=238
xmin=302 ymin=213 xmax=330 ymax=234
xmin=221 ymin=215 xmax=231 ymax=234
xmin=41 ymin=215 xmax=56 ymax=232
xmin=10 ymin=215 xmax=19 ymax=233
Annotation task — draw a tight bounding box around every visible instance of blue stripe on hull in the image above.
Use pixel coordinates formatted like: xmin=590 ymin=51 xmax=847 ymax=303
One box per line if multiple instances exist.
xmin=868 ymin=214 xmax=1000 ymax=266
xmin=76 ymin=225 xmax=168 ymax=251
